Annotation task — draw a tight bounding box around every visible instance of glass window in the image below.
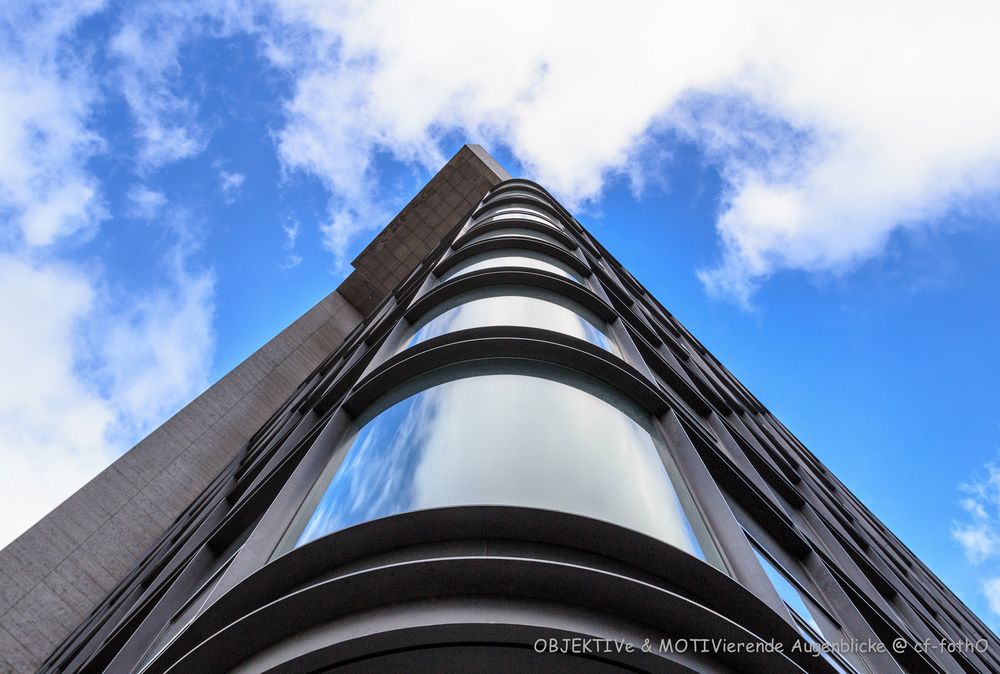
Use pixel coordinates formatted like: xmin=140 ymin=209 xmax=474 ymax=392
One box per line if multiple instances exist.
xmin=754 ymin=547 xmax=823 ymax=634
xmin=402 ymin=286 xmax=616 ymax=354
xmin=485 ymin=189 xmax=550 ymax=206
xmin=465 ymin=226 xmax=563 ymax=247
xmin=486 ymin=209 xmax=557 ymax=226
xmin=475 ymin=204 xmax=559 ymax=228
xmin=439 ymin=250 xmax=582 ymax=284
xmin=283 ymin=369 xmax=713 ymax=563
xmin=752 ymin=545 xmax=858 ymax=673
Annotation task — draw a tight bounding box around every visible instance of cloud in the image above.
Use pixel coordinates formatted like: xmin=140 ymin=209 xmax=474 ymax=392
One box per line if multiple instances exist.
xmin=952 ymin=458 xmax=1000 ymax=615
xmin=279 ymin=217 xmax=301 ymax=268
xmin=984 ymin=578 xmax=1000 ymax=616
xmin=0 ymin=237 xmax=216 ymax=546
xmin=108 ymin=3 xmax=255 ymax=168
xmin=275 ymin=64 xmax=402 ymax=267
xmin=282 ymin=219 xmax=299 ymax=248
xmin=954 ymin=461 xmax=1000 ymax=563
xmin=4 ymin=0 xmax=1000 ymax=549
xmin=93 ymin=220 xmax=216 ymax=433
xmin=954 ymin=521 xmax=1000 ymax=565
xmin=218 ymin=167 xmax=245 ymax=203
xmin=24 ymin=0 xmax=994 ymax=301
xmin=0 ymin=3 xmax=218 ymax=546
xmin=0 ymin=256 xmax=116 ymax=545
xmin=126 ymin=185 xmax=167 ymax=219
xmin=0 ymin=243 xmax=216 ymax=546
xmin=258 ymin=0 xmax=1000 ymax=303
xmin=0 ymin=0 xmax=107 ymax=247
xmin=101 ymin=1 xmax=1000 ymax=299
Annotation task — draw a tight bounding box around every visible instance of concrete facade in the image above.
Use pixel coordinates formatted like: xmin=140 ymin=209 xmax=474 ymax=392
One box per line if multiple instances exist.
xmin=0 ymin=144 xmax=508 ymax=673
xmin=337 ymin=144 xmax=510 ymax=316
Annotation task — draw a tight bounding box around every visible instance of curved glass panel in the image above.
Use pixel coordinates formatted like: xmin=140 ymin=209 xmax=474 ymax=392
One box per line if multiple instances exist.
xmin=402 ymin=286 xmax=615 ymax=353
xmin=289 ymin=372 xmax=708 ymax=559
xmin=474 ymin=208 xmax=559 ymax=229
xmin=485 ymin=190 xmax=553 ymax=209
xmin=465 ymin=225 xmax=563 ymax=247
xmin=439 ymin=250 xmax=582 ymax=284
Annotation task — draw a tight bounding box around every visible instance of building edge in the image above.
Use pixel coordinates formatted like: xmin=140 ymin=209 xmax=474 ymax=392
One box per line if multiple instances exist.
xmin=0 ymin=144 xmax=508 ymax=672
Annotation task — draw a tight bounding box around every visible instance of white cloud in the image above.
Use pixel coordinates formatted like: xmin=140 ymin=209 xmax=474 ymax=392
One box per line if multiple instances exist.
xmin=275 ymin=65 xmax=400 ymax=267
xmin=279 ymin=253 xmax=302 ymax=269
xmin=261 ymin=0 xmax=1000 ymax=302
xmin=218 ymin=168 xmax=245 ymax=203
xmin=109 ymin=3 xmax=255 ymax=168
xmin=4 ymin=0 xmax=1000 ymax=549
xmin=0 ymin=239 xmax=216 ymax=546
xmin=109 ymin=15 xmax=207 ymax=167
xmin=0 ymin=0 xmax=107 ymax=247
xmin=954 ymin=461 xmax=1000 ymax=562
xmin=126 ymin=185 xmax=167 ymax=219
xmin=282 ymin=219 xmax=299 ymax=249
xmin=953 ymin=458 xmax=1000 ymax=615
xmin=93 ymin=218 xmax=216 ymax=433
xmin=954 ymin=522 xmax=1000 ymax=565
xmin=0 ymin=3 xmax=218 ymax=546
xmin=984 ymin=578 xmax=1000 ymax=616
xmin=279 ymin=218 xmax=301 ymax=268
xmin=0 ymin=256 xmax=116 ymax=545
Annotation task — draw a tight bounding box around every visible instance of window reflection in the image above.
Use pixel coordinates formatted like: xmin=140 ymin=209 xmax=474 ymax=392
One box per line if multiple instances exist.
xmin=288 ymin=372 xmax=709 ymax=560
xmin=752 ymin=545 xmax=858 ymax=673
xmin=403 ymin=286 xmax=615 ymax=353
xmin=476 ymin=210 xmax=557 ymax=228
xmin=439 ymin=250 xmax=582 ymax=284
xmin=474 ymin=205 xmax=559 ymax=228
xmin=466 ymin=226 xmax=563 ymax=247
xmin=485 ymin=190 xmax=551 ymax=206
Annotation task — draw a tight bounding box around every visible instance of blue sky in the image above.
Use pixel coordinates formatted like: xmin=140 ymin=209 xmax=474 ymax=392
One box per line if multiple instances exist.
xmin=2 ymin=0 xmax=1000 ymax=629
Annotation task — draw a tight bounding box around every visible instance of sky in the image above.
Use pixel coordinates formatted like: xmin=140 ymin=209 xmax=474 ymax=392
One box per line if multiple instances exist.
xmin=1 ymin=0 xmax=999 ymax=629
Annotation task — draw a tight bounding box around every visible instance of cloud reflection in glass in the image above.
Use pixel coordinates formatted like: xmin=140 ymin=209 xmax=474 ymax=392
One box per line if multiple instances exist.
xmin=439 ymin=251 xmax=582 ymax=284
xmin=402 ymin=287 xmax=615 ymax=354
xmin=292 ymin=373 xmax=707 ymax=561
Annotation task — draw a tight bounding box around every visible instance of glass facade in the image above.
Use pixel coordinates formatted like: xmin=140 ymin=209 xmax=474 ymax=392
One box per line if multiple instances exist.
xmin=473 ymin=207 xmax=559 ymax=228
xmin=438 ymin=250 xmax=582 ymax=283
xmin=286 ymin=372 xmax=709 ymax=559
xmin=402 ymin=286 xmax=615 ymax=353
xmin=482 ymin=190 xmax=553 ymax=207
xmin=465 ymin=225 xmax=563 ymax=247
xmin=752 ymin=546 xmax=858 ymax=673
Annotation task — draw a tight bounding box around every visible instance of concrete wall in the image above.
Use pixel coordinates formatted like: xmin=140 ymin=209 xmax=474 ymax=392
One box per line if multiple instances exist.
xmin=338 ymin=144 xmax=510 ymax=315
xmin=0 ymin=144 xmax=508 ymax=673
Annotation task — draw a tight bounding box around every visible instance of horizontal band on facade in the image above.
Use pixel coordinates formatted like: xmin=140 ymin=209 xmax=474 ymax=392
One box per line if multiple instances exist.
xmin=434 ymin=236 xmax=592 ymax=279
xmin=341 ymin=326 xmax=666 ymax=419
xmin=452 ymin=217 xmax=580 ymax=251
xmin=144 ymin=506 xmax=817 ymax=674
xmin=405 ymin=267 xmax=616 ymax=325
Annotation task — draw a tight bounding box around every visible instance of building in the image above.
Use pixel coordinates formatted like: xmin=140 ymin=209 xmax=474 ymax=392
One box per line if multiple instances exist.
xmin=1 ymin=145 xmax=996 ymax=673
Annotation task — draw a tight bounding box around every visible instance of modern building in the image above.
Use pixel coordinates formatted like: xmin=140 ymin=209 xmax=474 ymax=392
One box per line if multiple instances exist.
xmin=1 ymin=145 xmax=996 ymax=673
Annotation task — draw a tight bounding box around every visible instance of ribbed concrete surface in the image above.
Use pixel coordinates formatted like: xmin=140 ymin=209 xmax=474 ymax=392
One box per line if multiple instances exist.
xmin=0 ymin=144 xmax=508 ymax=673
xmin=338 ymin=144 xmax=510 ymax=315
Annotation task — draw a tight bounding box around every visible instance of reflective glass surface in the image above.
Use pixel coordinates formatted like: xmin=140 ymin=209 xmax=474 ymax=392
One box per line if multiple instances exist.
xmin=485 ymin=189 xmax=550 ymax=206
xmin=753 ymin=547 xmax=822 ymax=635
xmin=474 ymin=205 xmax=559 ymax=228
xmin=439 ymin=250 xmax=582 ymax=284
xmin=751 ymin=546 xmax=857 ymax=672
xmin=289 ymin=372 xmax=708 ymax=558
xmin=466 ymin=226 xmax=563 ymax=247
xmin=402 ymin=286 xmax=614 ymax=353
